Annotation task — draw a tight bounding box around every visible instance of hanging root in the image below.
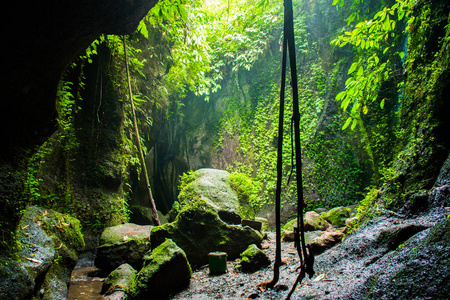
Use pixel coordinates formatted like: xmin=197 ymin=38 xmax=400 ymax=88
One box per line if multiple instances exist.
xmin=285 ymin=245 xmax=315 ymax=300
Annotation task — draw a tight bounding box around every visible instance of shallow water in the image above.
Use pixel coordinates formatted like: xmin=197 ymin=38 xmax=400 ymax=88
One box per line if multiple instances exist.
xmin=68 ymin=253 xmax=104 ymax=300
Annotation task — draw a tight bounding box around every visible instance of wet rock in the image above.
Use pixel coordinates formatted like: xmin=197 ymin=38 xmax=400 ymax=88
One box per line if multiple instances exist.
xmin=304 ymin=211 xmax=330 ymax=231
xmin=237 ymin=244 xmax=270 ymax=273
xmin=357 ymin=218 xmax=449 ymax=299
xmin=0 ymin=257 xmax=34 ymax=299
xmin=307 ymin=231 xmax=344 ymax=254
xmin=282 ymin=213 xmax=329 ymax=241
xmin=129 ymin=205 xmax=167 ymax=225
xmin=0 ymin=206 xmax=84 ymax=300
xmin=320 ymin=206 xmax=351 ymax=227
xmin=151 ymin=202 xmax=263 ymax=268
xmin=102 ymin=263 xmax=137 ymax=300
xmin=133 ymin=239 xmax=192 ymax=299
xmin=95 ymin=223 xmax=152 ymax=273
xmin=177 ymin=168 xmax=250 ymax=224
xmin=376 ymin=223 xmax=430 ymax=251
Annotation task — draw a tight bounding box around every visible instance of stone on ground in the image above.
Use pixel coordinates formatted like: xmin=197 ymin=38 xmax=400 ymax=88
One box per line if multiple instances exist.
xmin=151 ymin=202 xmax=263 ymax=268
xmin=102 ymin=263 xmax=137 ymax=300
xmin=304 ymin=211 xmax=330 ymax=231
xmin=308 ymin=231 xmax=344 ymax=254
xmin=132 ymin=239 xmax=192 ymax=299
xmin=238 ymin=244 xmax=271 ymax=273
xmin=320 ymin=206 xmax=351 ymax=227
xmin=0 ymin=206 xmax=84 ymax=299
xmin=95 ymin=223 xmax=152 ymax=272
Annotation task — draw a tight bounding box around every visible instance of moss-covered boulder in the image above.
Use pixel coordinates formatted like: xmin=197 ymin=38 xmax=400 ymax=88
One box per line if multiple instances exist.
xmin=237 ymin=244 xmax=270 ymax=273
xmin=132 ymin=239 xmax=192 ymax=299
xmin=177 ymin=169 xmax=254 ymax=223
xmin=304 ymin=211 xmax=330 ymax=231
xmin=282 ymin=212 xmax=330 ymax=240
xmin=95 ymin=223 xmax=152 ymax=272
xmin=102 ymin=263 xmax=137 ymax=299
xmin=151 ymin=202 xmax=263 ymax=268
xmin=0 ymin=206 xmax=84 ymax=299
xmin=320 ymin=207 xmax=351 ymax=227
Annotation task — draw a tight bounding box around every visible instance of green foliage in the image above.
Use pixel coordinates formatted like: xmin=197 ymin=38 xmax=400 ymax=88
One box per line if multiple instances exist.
xmin=331 ymin=0 xmax=414 ymax=131
xmin=229 ymin=172 xmax=259 ymax=218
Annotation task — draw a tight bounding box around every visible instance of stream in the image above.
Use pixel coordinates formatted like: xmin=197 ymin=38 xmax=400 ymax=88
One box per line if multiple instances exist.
xmin=68 ymin=252 xmax=104 ymax=300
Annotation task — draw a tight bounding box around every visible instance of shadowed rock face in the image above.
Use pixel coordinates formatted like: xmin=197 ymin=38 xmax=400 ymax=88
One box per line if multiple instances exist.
xmin=2 ymin=0 xmax=158 ymax=155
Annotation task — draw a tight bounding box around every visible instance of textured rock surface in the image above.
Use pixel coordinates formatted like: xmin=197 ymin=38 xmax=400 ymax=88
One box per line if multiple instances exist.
xmin=307 ymin=231 xmax=344 ymax=254
xmin=238 ymin=244 xmax=270 ymax=273
xmin=303 ymin=211 xmax=330 ymax=231
xmin=177 ymin=169 xmax=248 ymax=223
xmin=151 ymin=203 xmax=263 ymax=268
xmin=320 ymin=206 xmax=351 ymax=227
xmin=133 ymin=239 xmax=192 ymax=299
xmin=0 ymin=206 xmax=84 ymax=299
xmin=102 ymin=263 xmax=137 ymax=300
xmin=95 ymin=223 xmax=152 ymax=272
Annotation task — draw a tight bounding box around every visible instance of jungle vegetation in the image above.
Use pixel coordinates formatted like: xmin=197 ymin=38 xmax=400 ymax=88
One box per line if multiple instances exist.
xmin=3 ymin=0 xmax=449 ymax=252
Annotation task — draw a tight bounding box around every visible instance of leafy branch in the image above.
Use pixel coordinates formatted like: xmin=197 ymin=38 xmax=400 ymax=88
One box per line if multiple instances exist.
xmin=331 ymin=0 xmax=414 ymax=130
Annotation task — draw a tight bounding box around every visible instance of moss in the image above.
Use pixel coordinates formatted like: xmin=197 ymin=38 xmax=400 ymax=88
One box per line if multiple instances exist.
xmin=151 ymin=203 xmax=263 ymax=268
xmin=133 ymin=239 xmax=192 ymax=299
xmin=18 ymin=206 xmax=84 ymax=254
xmin=320 ymin=207 xmax=351 ymax=227
xmin=237 ymin=244 xmax=270 ymax=273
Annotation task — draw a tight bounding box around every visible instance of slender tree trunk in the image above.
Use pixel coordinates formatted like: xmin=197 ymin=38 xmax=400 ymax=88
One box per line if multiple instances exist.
xmin=123 ymin=36 xmax=160 ymax=226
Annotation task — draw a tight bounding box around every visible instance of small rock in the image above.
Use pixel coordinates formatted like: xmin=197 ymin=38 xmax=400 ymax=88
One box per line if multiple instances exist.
xmin=102 ymin=263 xmax=137 ymax=299
xmin=237 ymin=244 xmax=270 ymax=273
xmin=345 ymin=217 xmax=358 ymax=227
xmin=308 ymin=231 xmax=344 ymax=254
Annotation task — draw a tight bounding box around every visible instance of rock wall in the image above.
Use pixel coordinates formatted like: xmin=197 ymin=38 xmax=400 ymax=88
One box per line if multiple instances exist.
xmin=0 ymin=0 xmax=159 ymax=254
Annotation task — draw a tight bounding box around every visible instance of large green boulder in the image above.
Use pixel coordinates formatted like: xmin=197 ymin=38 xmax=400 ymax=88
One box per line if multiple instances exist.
xmin=151 ymin=202 xmax=263 ymax=268
xmin=177 ymin=169 xmax=254 ymax=223
xmin=320 ymin=207 xmax=351 ymax=227
xmin=132 ymin=239 xmax=192 ymax=299
xmin=95 ymin=223 xmax=152 ymax=272
xmin=0 ymin=206 xmax=84 ymax=300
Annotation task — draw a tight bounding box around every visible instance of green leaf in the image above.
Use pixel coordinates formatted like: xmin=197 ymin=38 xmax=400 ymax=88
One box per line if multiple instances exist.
xmin=342 ymin=117 xmax=352 ymax=130
xmin=380 ymin=98 xmax=385 ymax=109
xmin=336 ymin=91 xmax=346 ymax=101
xmin=399 ymin=51 xmax=405 ymax=59
xmin=351 ymin=118 xmax=358 ymax=130
xmin=357 ymin=66 xmax=364 ymax=76
xmin=342 ymin=97 xmax=351 ymax=111
xmin=179 ymin=4 xmax=188 ymax=23
xmin=363 ymin=105 xmax=369 ymax=114
xmin=348 ymin=62 xmax=358 ymax=74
